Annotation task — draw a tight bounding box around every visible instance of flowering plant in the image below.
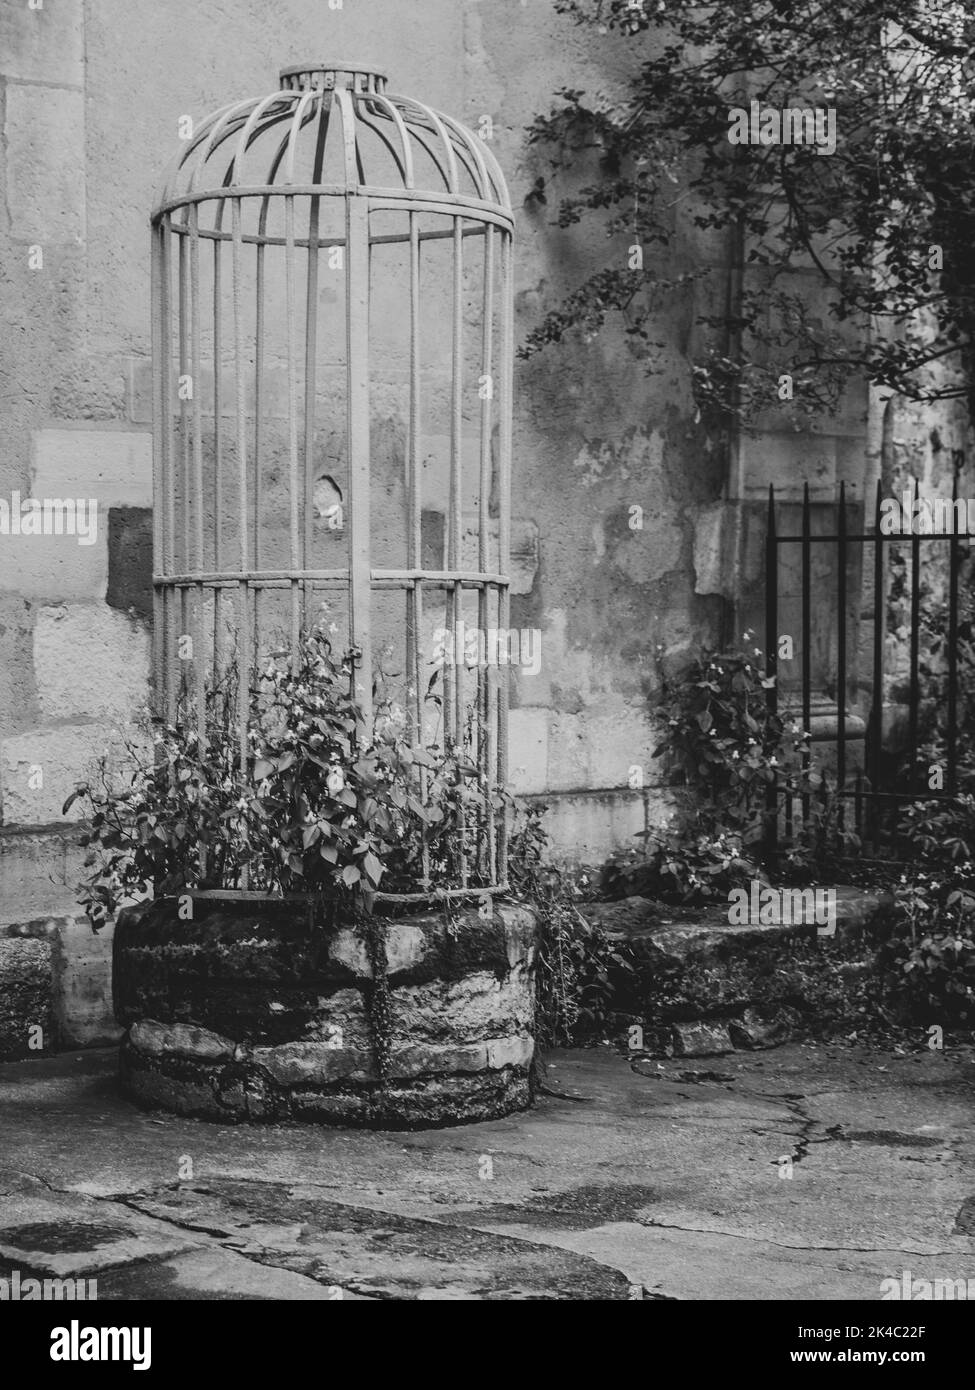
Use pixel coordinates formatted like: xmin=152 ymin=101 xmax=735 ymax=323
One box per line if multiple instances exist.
xmin=67 ymin=629 xmax=505 ymax=928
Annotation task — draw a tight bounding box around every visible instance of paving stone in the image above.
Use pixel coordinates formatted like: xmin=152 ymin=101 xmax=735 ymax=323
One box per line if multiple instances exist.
xmin=672 ymin=1020 xmax=734 ymax=1057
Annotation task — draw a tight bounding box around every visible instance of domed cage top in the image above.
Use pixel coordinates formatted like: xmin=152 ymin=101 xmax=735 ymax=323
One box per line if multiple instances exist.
xmin=150 ymin=62 xmax=514 ymax=902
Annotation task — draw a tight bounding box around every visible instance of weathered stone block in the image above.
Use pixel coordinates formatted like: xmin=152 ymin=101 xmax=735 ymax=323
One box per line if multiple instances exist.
xmin=486 ymin=1034 xmax=534 ymax=1070
xmin=390 ymin=1040 xmax=488 ymax=1078
xmin=0 ymin=595 xmax=38 ymax=734
xmin=0 ymin=938 xmax=53 ymax=1058
xmin=31 ymin=428 xmax=152 ymax=508
xmin=251 ymin=1040 xmax=374 ymax=1086
xmin=672 ymin=1020 xmax=734 ymax=1057
xmin=124 ymin=357 xmax=153 ymax=426
xmin=0 ymin=0 xmax=84 ymax=85
xmin=0 ymin=529 xmax=107 ymax=602
xmin=547 ymin=713 xmax=589 ymax=792
xmin=51 ymin=913 xmax=122 ymax=1047
xmin=328 ymin=921 xmax=427 ymax=977
xmin=34 ymin=603 xmax=150 ymax=720
xmin=0 ymin=827 xmax=87 ymax=926
xmin=391 ymin=970 xmax=533 ymax=1044
xmin=130 ymin=1019 xmax=235 ymax=1062
xmin=106 ymin=508 xmax=153 ymax=620
xmin=1 ymin=723 xmax=137 ymax=826
xmin=693 ymin=501 xmax=734 ymax=598
xmin=499 ymin=904 xmax=537 ymax=969
xmin=531 ymin=789 xmax=656 ymax=867
xmin=585 ymin=711 xmax=654 ymax=791
xmin=4 ymin=86 xmax=85 ymax=242
xmin=508 ymin=707 xmax=548 ymax=793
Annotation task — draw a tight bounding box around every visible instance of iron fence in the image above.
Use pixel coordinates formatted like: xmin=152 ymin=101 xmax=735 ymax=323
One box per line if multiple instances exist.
xmin=763 ymin=472 xmax=973 ymax=860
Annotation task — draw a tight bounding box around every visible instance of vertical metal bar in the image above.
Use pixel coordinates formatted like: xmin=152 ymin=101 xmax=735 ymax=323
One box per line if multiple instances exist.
xmin=837 ymin=480 xmax=848 ymax=828
xmin=303 ymin=213 xmax=319 ymax=626
xmin=285 ymin=192 xmax=301 ymax=665
xmin=190 ymin=207 xmax=206 ymax=735
xmin=151 ymin=223 xmax=165 ymax=720
xmin=947 ymin=472 xmax=960 ymax=795
xmin=178 ymin=230 xmax=191 ymax=706
xmin=801 ymin=482 xmax=811 ymax=830
xmin=478 ymin=225 xmax=495 ymax=878
xmin=232 ymin=195 xmax=251 ymax=889
xmin=212 ymin=236 xmax=224 ymax=675
xmin=450 ymin=216 xmax=467 ymax=884
xmin=346 ymin=194 xmax=373 ymax=721
xmin=254 ymin=236 xmax=265 ymax=665
xmin=406 ymin=212 xmax=429 ymax=886
xmin=189 ymin=205 xmax=208 ymax=883
xmin=909 ymin=478 xmax=921 ymax=793
xmin=871 ymin=480 xmax=884 ymax=849
xmin=497 ymin=230 xmax=514 ymax=885
xmin=161 ymin=218 xmax=177 ymax=722
xmin=304 ymin=99 xmax=329 ymax=625
xmin=764 ymin=484 xmax=778 ymax=859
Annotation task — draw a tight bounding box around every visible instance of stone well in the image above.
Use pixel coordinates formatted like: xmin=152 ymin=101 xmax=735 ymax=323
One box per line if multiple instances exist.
xmin=113 ymin=897 xmax=537 ymax=1128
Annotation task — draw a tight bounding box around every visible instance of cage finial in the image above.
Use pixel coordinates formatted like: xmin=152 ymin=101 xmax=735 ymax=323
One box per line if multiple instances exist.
xmin=279 ymin=62 xmax=388 ymax=94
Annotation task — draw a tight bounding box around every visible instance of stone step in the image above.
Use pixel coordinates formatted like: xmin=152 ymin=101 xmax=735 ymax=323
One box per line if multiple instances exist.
xmin=580 ymin=885 xmax=896 ymax=1057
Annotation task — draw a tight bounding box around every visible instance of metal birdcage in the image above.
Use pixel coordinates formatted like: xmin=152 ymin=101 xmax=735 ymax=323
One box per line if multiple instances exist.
xmin=150 ymin=61 xmax=514 ymax=899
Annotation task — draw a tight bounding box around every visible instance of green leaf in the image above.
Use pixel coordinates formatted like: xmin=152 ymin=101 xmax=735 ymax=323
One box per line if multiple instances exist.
xmin=362 ymin=851 xmax=384 ymax=887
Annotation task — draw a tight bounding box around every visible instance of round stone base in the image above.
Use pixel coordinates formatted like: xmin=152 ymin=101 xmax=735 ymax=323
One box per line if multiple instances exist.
xmin=113 ymin=896 xmax=537 ymax=1129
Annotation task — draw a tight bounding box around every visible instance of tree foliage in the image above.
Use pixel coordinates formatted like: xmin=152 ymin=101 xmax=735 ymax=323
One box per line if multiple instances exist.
xmin=523 ymin=0 xmax=975 ymax=427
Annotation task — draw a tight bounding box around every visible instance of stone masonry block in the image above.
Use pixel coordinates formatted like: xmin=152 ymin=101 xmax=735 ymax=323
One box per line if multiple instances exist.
xmin=0 ymin=594 xmax=38 ymax=733
xmin=1 ymin=723 xmax=134 ymax=826
xmin=32 ymin=428 xmax=152 ymax=507
xmin=585 ymin=711 xmax=654 ymax=791
xmin=328 ymin=922 xmax=427 ymax=977
xmin=0 ymin=505 xmax=107 ymax=599
xmin=0 ymin=0 xmax=84 ymax=86
xmin=4 ymin=86 xmax=85 ymax=242
xmin=0 ymin=938 xmax=54 ymax=1059
xmin=34 ymin=603 xmax=149 ymax=721
xmin=508 ymin=707 xmax=548 ymax=793
xmin=106 ymin=507 xmax=153 ymax=620
xmin=547 ymin=712 xmax=589 ymax=792
xmin=0 ymin=826 xmax=86 ymax=925
xmin=52 ymin=914 xmax=122 ymax=1047
xmin=130 ymin=1019 xmax=235 ymax=1062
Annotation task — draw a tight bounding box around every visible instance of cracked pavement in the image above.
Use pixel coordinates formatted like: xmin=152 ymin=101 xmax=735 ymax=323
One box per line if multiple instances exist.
xmin=1 ymin=1041 xmax=974 ymax=1299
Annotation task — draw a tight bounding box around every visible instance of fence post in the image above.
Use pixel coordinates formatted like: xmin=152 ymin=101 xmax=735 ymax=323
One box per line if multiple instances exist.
xmin=764 ymin=484 xmax=779 ymax=861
